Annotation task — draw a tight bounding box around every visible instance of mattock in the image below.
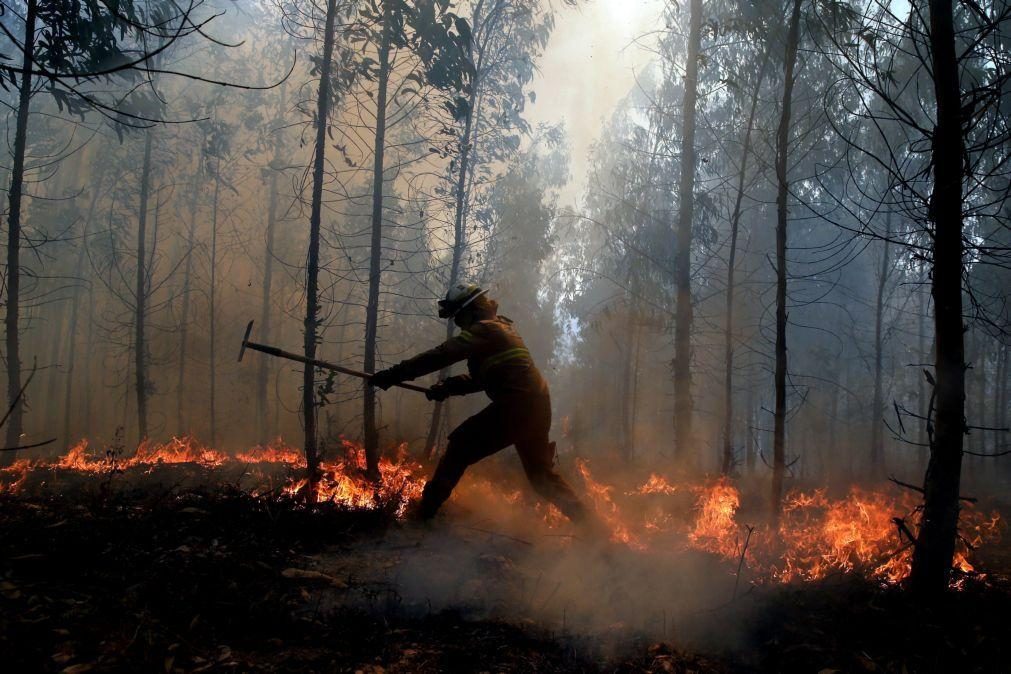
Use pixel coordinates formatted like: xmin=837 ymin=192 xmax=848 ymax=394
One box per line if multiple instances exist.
xmin=237 ymin=320 xmax=431 ymax=394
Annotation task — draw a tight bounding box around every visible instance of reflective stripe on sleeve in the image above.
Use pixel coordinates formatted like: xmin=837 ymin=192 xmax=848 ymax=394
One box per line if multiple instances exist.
xmin=479 ymin=347 xmax=531 ymax=375
xmin=457 ymin=331 xmax=474 ymax=343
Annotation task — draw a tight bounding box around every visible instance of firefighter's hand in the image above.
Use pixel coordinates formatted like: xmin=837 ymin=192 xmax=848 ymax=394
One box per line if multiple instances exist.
xmin=370 ymin=368 xmax=399 ymax=390
xmin=426 ymin=383 xmax=450 ymax=402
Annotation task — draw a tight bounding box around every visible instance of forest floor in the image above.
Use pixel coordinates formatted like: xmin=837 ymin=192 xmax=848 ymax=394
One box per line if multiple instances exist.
xmin=2 ymin=472 xmax=1010 ymax=673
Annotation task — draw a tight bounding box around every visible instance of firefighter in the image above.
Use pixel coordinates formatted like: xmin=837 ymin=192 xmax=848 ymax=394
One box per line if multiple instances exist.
xmin=370 ymin=284 xmax=590 ymax=523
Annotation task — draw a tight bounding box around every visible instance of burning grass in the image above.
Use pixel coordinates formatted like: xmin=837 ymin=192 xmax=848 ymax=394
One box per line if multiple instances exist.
xmin=1 ymin=438 xmax=1003 ymax=589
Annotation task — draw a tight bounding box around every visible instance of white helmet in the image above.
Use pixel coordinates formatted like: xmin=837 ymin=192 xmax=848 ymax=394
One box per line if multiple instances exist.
xmin=438 ymin=283 xmax=489 ymax=318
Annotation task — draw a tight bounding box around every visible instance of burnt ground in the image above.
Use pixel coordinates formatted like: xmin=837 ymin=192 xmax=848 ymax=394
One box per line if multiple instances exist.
xmin=2 ymin=478 xmax=1010 ymax=673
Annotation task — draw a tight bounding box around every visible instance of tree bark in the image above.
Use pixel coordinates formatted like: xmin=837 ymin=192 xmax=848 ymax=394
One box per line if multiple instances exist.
xmin=176 ymin=178 xmax=199 ymax=434
xmin=721 ymin=51 xmax=769 ymax=475
xmin=672 ymin=0 xmax=703 ymax=462
xmin=208 ymin=163 xmax=221 ymax=447
xmin=363 ymin=6 xmax=392 ymax=479
xmin=870 ymin=213 xmax=891 ymax=475
xmin=134 ymin=130 xmax=154 ymax=442
xmin=918 ymin=264 xmax=929 ymax=465
xmin=257 ymin=87 xmax=285 ymax=444
xmin=910 ymin=0 xmax=967 ymax=595
xmin=4 ymin=0 xmax=38 ymax=458
xmin=425 ymin=76 xmax=475 ymax=460
xmin=303 ymin=0 xmax=340 ymax=484
xmin=771 ymin=0 xmax=804 ymax=518
xmin=62 ymin=172 xmax=104 ymax=448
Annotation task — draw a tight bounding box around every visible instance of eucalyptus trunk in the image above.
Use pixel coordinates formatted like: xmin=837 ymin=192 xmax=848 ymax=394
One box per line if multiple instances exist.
xmin=3 ymin=0 xmax=38 ymax=457
xmin=870 ymin=215 xmax=891 ymax=474
xmin=134 ymin=131 xmax=154 ymax=442
xmin=424 ymin=86 xmax=475 ymax=460
xmin=672 ymin=0 xmax=703 ymax=462
xmin=771 ymin=0 xmax=804 ymax=518
xmin=910 ymin=0 xmax=967 ymax=595
xmin=62 ymin=173 xmax=104 ymax=448
xmin=721 ymin=51 xmax=769 ymax=475
xmin=303 ymin=0 xmax=340 ymax=484
xmin=257 ymin=96 xmax=284 ymax=443
xmin=176 ymin=179 xmax=199 ymax=433
xmin=209 ymin=164 xmax=221 ymax=447
xmin=363 ymin=7 xmax=393 ymax=479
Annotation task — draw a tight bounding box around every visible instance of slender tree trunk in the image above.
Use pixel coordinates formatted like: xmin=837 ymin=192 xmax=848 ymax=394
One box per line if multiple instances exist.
xmin=870 ymin=214 xmax=892 ymax=475
xmin=62 ymin=174 xmax=104 ymax=448
xmin=745 ymin=385 xmax=756 ymax=473
xmin=721 ymin=52 xmax=769 ymax=475
xmin=918 ymin=266 xmax=929 ymax=465
xmin=176 ymin=179 xmax=199 ymax=434
xmin=425 ymin=82 xmax=476 ymax=460
xmin=4 ymin=0 xmax=38 ymax=458
xmin=208 ymin=164 xmax=222 ymax=447
xmin=257 ymin=95 xmax=284 ymax=443
xmin=771 ymin=0 xmax=804 ymax=518
xmin=135 ymin=131 xmax=154 ymax=442
xmin=303 ymin=0 xmax=340 ymax=484
xmin=910 ymin=0 xmax=967 ymax=595
xmin=363 ymin=8 xmax=392 ymax=479
xmin=672 ymin=0 xmax=703 ymax=462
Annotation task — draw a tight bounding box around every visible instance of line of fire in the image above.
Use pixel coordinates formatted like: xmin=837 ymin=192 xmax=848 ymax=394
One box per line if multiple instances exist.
xmin=1 ymin=0 xmax=1009 ymax=672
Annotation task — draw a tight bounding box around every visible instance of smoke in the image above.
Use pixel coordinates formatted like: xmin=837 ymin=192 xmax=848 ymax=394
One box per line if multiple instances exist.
xmin=321 ymin=464 xmax=753 ymax=658
xmin=526 ymin=0 xmax=664 ymax=209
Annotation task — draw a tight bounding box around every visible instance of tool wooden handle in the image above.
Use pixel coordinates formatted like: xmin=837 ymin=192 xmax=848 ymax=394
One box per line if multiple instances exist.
xmin=241 ymin=340 xmax=431 ymax=394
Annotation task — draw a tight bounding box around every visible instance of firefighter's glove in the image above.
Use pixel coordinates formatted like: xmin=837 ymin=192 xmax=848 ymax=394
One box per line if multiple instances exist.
xmin=426 ymin=383 xmax=450 ymax=402
xmin=370 ymin=368 xmax=400 ymax=391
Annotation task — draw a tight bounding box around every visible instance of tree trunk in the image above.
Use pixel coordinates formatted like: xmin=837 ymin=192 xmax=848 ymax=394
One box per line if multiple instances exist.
xmin=4 ymin=0 xmax=38 ymax=457
xmin=209 ymin=164 xmax=221 ymax=447
xmin=425 ymin=80 xmax=476 ymax=460
xmin=721 ymin=51 xmax=769 ymax=475
xmin=918 ymin=265 xmax=929 ymax=466
xmin=303 ymin=0 xmax=340 ymax=485
xmin=363 ymin=7 xmax=392 ymax=479
xmin=62 ymin=172 xmax=104 ymax=448
xmin=870 ymin=213 xmax=891 ymax=475
xmin=135 ymin=131 xmax=154 ymax=442
xmin=257 ymin=95 xmax=284 ymax=444
xmin=672 ymin=0 xmax=703 ymax=462
xmin=771 ymin=0 xmax=804 ymax=518
xmin=910 ymin=0 xmax=967 ymax=595
xmin=176 ymin=179 xmax=199 ymax=434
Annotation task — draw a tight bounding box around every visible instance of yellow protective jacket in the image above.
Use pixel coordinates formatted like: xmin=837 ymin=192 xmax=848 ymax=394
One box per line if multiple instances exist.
xmin=387 ymin=316 xmax=548 ymax=400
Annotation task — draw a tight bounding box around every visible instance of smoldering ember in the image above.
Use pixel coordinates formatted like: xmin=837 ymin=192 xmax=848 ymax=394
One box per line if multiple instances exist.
xmin=0 ymin=1 xmax=1009 ymax=672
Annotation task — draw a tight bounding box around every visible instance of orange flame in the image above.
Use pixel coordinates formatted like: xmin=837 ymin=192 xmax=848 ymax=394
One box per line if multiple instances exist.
xmin=1 ymin=438 xmax=1003 ymax=589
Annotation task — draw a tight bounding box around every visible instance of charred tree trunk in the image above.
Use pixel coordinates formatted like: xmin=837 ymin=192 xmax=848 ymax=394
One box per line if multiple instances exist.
xmin=870 ymin=214 xmax=891 ymax=475
xmin=363 ymin=8 xmax=392 ymax=479
xmin=771 ymin=0 xmax=804 ymax=518
xmin=672 ymin=0 xmax=703 ymax=462
xmin=303 ymin=0 xmax=340 ymax=484
xmin=910 ymin=0 xmax=967 ymax=595
xmin=135 ymin=131 xmax=154 ymax=442
xmin=721 ymin=52 xmax=769 ymax=475
xmin=4 ymin=0 xmax=38 ymax=457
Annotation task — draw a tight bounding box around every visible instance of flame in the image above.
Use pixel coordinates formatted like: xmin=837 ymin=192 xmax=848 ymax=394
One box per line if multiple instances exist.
xmin=576 ymin=459 xmax=645 ymax=549
xmin=628 ymin=473 xmax=679 ymax=496
xmin=1 ymin=438 xmax=1003 ymax=588
xmin=688 ymin=478 xmax=742 ymax=559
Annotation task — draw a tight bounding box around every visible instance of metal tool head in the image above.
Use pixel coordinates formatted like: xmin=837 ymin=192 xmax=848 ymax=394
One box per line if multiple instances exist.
xmin=238 ymin=320 xmax=254 ymax=362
